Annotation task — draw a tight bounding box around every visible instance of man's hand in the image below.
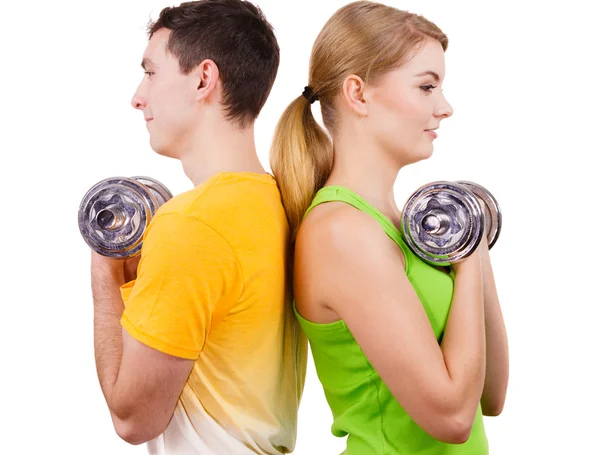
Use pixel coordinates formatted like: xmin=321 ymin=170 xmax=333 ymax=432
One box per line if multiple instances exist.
xmin=124 ymin=255 xmax=141 ymax=283
xmin=91 ymin=252 xmax=141 ymax=284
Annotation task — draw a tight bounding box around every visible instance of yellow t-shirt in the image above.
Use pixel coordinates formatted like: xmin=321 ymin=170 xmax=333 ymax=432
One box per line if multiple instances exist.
xmin=120 ymin=172 xmax=307 ymax=455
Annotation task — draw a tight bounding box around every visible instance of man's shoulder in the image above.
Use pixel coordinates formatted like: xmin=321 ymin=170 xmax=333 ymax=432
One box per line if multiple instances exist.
xmin=150 ymin=172 xmax=287 ymax=238
xmin=162 ymin=172 xmax=279 ymax=211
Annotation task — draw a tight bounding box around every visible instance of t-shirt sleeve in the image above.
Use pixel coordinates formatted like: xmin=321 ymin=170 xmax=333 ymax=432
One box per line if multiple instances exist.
xmin=120 ymin=212 xmax=242 ymax=360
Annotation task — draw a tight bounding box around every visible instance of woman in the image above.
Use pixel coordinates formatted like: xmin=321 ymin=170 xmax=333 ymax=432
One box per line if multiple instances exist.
xmin=270 ymin=1 xmax=509 ymax=454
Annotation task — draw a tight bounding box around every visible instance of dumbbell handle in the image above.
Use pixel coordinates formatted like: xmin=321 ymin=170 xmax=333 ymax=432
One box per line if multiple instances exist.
xmin=96 ymin=205 xmax=128 ymax=230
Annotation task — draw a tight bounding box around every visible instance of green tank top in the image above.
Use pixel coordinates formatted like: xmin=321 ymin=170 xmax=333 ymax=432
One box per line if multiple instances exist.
xmin=294 ymin=185 xmax=488 ymax=455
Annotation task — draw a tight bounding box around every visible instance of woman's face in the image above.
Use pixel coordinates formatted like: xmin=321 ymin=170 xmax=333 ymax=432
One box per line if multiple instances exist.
xmin=365 ymin=38 xmax=454 ymax=165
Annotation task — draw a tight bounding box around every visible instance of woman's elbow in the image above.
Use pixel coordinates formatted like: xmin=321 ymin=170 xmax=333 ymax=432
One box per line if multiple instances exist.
xmin=482 ymin=401 xmax=505 ymax=417
xmin=435 ymin=415 xmax=475 ymax=444
xmin=415 ymin=411 xmax=474 ymax=445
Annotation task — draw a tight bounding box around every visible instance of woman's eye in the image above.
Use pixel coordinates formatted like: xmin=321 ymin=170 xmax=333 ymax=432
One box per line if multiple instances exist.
xmin=421 ymin=84 xmax=437 ymax=92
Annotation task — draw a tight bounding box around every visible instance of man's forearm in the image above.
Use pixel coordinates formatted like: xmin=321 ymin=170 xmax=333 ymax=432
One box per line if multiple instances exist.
xmin=90 ymin=259 xmax=176 ymax=445
xmin=92 ymin=263 xmax=126 ymax=410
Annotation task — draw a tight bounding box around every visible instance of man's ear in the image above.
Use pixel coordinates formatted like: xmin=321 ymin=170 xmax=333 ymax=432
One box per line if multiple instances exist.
xmin=194 ymin=59 xmax=220 ymax=100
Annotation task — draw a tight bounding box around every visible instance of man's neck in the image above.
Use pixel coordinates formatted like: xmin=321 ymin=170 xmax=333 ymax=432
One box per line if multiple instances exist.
xmin=179 ymin=119 xmax=266 ymax=187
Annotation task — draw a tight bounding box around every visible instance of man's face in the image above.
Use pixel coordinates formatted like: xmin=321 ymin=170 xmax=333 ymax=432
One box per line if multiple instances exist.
xmin=131 ymin=28 xmax=199 ymax=158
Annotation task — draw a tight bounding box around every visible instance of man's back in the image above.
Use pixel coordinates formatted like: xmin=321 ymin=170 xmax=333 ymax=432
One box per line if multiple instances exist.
xmin=120 ymin=172 xmax=307 ymax=454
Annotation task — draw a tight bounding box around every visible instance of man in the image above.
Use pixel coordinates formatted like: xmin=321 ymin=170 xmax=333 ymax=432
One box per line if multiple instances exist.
xmin=91 ymin=1 xmax=307 ymax=453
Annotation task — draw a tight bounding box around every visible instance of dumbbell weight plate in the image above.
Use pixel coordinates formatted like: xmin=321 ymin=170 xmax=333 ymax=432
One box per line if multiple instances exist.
xmin=456 ymin=180 xmax=501 ymax=250
xmin=401 ymin=181 xmax=485 ymax=265
xmin=132 ymin=176 xmax=173 ymax=206
xmin=78 ymin=177 xmax=160 ymax=258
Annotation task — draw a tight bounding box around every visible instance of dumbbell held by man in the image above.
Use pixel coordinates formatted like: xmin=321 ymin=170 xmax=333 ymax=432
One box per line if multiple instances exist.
xmin=78 ymin=176 xmax=172 ymax=258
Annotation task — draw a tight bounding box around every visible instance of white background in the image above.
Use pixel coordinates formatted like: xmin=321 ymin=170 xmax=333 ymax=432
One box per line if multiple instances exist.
xmin=1 ymin=0 xmax=599 ymax=454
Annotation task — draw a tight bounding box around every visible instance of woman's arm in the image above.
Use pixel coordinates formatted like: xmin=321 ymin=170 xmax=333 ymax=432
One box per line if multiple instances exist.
xmin=479 ymin=244 xmax=509 ymax=416
xmin=294 ymin=205 xmax=486 ymax=444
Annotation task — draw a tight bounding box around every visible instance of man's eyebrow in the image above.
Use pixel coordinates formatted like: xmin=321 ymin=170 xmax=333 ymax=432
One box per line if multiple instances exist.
xmin=415 ymin=71 xmax=440 ymax=82
xmin=141 ymin=58 xmax=155 ymax=70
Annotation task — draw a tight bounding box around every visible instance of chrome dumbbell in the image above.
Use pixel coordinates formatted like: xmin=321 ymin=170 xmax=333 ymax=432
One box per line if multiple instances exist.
xmin=401 ymin=180 xmax=501 ymax=265
xmin=78 ymin=176 xmax=172 ymax=258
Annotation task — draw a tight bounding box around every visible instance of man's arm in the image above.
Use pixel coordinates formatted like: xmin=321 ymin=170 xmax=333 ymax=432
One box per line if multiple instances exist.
xmin=92 ymin=254 xmax=194 ymax=445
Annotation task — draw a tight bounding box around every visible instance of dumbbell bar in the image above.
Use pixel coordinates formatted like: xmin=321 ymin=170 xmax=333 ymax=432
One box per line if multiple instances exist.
xmin=401 ymin=181 xmax=501 ymax=265
xmin=78 ymin=176 xmax=172 ymax=258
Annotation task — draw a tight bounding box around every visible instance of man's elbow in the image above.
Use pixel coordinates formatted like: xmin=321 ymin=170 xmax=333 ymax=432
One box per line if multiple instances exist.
xmin=112 ymin=415 xmax=165 ymax=445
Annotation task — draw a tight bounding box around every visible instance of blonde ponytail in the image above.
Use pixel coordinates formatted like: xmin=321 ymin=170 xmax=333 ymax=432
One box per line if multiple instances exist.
xmin=270 ymin=96 xmax=333 ymax=242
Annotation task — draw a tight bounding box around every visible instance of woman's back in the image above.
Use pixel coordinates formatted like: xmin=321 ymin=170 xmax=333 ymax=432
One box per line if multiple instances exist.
xmin=294 ymin=186 xmax=489 ymax=454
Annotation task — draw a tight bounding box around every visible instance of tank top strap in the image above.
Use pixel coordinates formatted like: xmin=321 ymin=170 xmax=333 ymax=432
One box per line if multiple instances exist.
xmin=305 ymin=185 xmax=414 ymax=270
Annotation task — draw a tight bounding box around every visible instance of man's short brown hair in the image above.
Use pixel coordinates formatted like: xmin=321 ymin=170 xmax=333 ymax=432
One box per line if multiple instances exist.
xmin=149 ymin=0 xmax=280 ymax=127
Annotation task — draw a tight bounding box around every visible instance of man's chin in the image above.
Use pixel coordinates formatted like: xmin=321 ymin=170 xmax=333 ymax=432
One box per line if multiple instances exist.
xmin=149 ymin=138 xmax=176 ymax=159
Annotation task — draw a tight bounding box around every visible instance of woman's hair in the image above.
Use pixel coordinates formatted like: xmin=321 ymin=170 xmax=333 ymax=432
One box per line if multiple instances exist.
xmin=270 ymin=1 xmax=448 ymax=242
